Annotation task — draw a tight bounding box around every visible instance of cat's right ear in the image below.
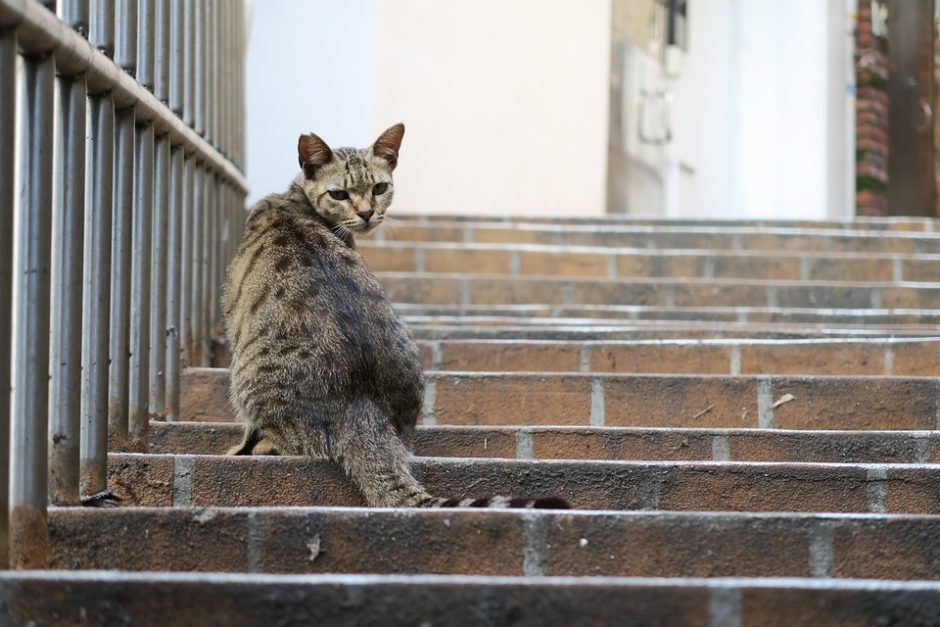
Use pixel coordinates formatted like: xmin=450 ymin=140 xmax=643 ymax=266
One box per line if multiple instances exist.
xmin=298 ymin=133 xmax=333 ymax=178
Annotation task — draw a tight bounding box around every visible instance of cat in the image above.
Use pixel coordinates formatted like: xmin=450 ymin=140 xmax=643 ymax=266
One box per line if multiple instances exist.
xmin=222 ymin=124 xmax=568 ymax=509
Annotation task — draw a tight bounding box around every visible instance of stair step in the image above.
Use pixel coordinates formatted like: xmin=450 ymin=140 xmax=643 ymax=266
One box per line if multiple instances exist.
xmin=377 ymin=272 xmax=940 ymax=309
xmin=182 ymin=369 xmax=940 ymax=430
xmin=393 ymin=214 xmax=938 ymax=231
xmin=107 ymin=453 xmax=939 ymax=513
xmin=48 ymin=507 xmax=940 ymax=579
xmin=361 ymin=241 xmax=940 ymax=282
xmin=147 ymin=422 xmax=940 ymax=464
xmin=5 ymin=571 xmax=940 ymax=626
xmin=404 ymin=338 xmax=940 ymax=376
xmin=375 ymin=222 xmax=940 ymax=253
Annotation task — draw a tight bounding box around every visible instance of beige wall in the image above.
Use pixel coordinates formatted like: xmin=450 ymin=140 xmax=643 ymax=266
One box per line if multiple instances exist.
xmin=373 ymin=0 xmax=612 ymax=216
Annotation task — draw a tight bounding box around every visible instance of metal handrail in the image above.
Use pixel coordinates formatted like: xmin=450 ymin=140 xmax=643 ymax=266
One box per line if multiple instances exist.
xmin=0 ymin=0 xmax=247 ymax=569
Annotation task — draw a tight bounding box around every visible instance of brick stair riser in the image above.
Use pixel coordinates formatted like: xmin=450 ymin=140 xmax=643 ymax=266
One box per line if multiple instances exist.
xmin=361 ymin=242 xmax=940 ymax=282
xmin=182 ymin=369 xmax=940 ymax=430
xmin=6 ymin=573 xmax=940 ymax=627
xmin=48 ymin=508 xmax=940 ymax=580
xmin=147 ymin=422 xmax=940 ymax=464
xmin=377 ymin=273 xmax=940 ymax=310
xmin=373 ymin=223 xmax=940 ymax=254
xmin=408 ymin=339 xmax=940 ymax=376
xmin=107 ymin=454 xmax=940 ymax=514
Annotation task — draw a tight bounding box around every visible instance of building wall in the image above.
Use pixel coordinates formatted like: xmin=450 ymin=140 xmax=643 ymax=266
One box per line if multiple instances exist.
xmin=372 ymin=0 xmax=612 ymax=216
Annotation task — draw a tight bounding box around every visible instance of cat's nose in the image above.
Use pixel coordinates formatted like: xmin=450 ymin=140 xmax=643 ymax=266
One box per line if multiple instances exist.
xmin=357 ymin=208 xmax=374 ymax=223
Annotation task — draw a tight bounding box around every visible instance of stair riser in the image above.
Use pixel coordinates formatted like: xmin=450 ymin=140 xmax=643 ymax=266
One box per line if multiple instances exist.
xmin=376 ymin=224 xmax=940 ymax=254
xmin=147 ymin=423 xmax=940 ymax=464
xmin=182 ymin=369 xmax=940 ymax=430
xmin=5 ymin=574 xmax=940 ymax=627
xmin=362 ymin=244 xmax=940 ymax=282
xmin=107 ymin=454 xmax=940 ymax=514
xmin=48 ymin=509 xmax=940 ymax=579
xmin=409 ymin=340 xmax=940 ymax=376
xmin=377 ymin=274 xmax=940 ymax=310
xmin=409 ymin=326 xmax=940 ymax=341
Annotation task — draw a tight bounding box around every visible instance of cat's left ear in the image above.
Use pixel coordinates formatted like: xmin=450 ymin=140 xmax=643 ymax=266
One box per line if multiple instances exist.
xmin=371 ymin=123 xmax=405 ymax=170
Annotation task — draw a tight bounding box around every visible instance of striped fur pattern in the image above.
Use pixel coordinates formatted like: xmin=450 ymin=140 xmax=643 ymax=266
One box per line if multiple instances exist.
xmin=223 ymin=125 xmax=568 ymax=510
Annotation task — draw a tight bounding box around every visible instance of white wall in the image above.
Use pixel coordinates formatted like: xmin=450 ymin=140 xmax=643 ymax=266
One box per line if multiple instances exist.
xmin=372 ymin=0 xmax=612 ymax=216
xmin=245 ymin=0 xmax=375 ymax=205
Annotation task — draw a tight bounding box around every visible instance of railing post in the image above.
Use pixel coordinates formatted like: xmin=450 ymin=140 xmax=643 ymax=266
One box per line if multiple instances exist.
xmin=10 ymin=53 xmax=55 ymax=569
xmin=201 ymin=170 xmax=213 ymax=364
xmin=81 ymin=93 xmax=114 ymax=500
xmin=179 ymin=157 xmax=193 ymax=369
xmin=107 ymin=107 xmax=135 ymax=445
xmin=149 ymin=134 xmax=169 ymax=420
xmin=48 ymin=73 xmax=87 ymax=506
xmin=128 ymin=121 xmax=154 ymax=444
xmin=165 ymin=147 xmax=184 ymax=421
xmin=189 ymin=162 xmax=203 ymax=366
xmin=0 ymin=28 xmax=17 ymax=570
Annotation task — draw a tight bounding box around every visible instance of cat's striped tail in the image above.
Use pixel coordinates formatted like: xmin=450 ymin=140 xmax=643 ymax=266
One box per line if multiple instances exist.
xmin=433 ymin=495 xmax=571 ymax=510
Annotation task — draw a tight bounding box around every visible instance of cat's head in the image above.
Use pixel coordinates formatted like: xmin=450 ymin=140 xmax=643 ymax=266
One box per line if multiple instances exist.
xmin=296 ymin=123 xmax=404 ymax=237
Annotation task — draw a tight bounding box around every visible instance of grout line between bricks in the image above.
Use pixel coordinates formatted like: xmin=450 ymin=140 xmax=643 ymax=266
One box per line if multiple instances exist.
xmin=702 ymin=257 xmax=715 ymax=280
xmin=869 ymin=287 xmax=882 ymax=309
xmin=711 ymin=435 xmax=730 ymax=461
xmin=729 ymin=345 xmax=741 ymax=376
xmin=460 ymin=278 xmax=471 ymax=310
xmin=522 ymin=513 xmax=547 ymax=577
xmin=509 ymin=250 xmax=520 ymax=276
xmin=422 ymin=381 xmax=437 ymax=426
xmin=866 ymin=466 xmax=888 ymax=514
xmin=246 ymin=511 xmax=263 ymax=574
xmin=579 ymin=344 xmax=591 ymax=373
xmin=766 ymin=285 xmax=778 ymax=308
xmin=515 ymin=428 xmax=533 ymax=460
xmin=893 ymin=256 xmax=903 ymax=283
xmin=463 ymin=226 xmax=474 ymax=243
xmin=735 ymin=307 xmax=747 ymax=324
xmin=562 ymin=282 xmax=573 ymax=306
xmin=883 ymin=346 xmax=894 ymax=375
xmin=606 ymin=255 xmax=616 ymax=279
xmin=664 ymin=284 xmax=675 ymax=308
xmin=913 ymin=436 xmax=930 ymax=464
xmin=808 ymin=523 xmax=834 ymax=577
xmin=798 ymin=256 xmax=809 ymax=281
xmin=709 ymin=587 xmax=741 ymax=627
xmin=590 ymin=378 xmax=605 ymax=427
xmin=757 ymin=379 xmax=774 ymax=429
xmin=172 ymin=455 xmax=194 ymax=507
xmin=414 ymin=248 xmax=425 ymax=273
xmin=430 ymin=341 xmax=443 ymax=371
xmin=731 ymin=232 xmax=743 ymax=251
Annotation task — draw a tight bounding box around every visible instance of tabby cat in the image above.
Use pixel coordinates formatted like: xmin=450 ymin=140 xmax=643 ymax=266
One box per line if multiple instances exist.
xmin=223 ymin=124 xmax=568 ymax=509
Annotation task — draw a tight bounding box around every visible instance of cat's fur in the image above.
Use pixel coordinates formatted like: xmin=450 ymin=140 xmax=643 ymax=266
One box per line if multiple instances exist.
xmin=223 ymin=124 xmax=568 ymax=509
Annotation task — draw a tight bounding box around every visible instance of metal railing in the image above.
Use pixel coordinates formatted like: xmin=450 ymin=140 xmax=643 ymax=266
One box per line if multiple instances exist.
xmin=0 ymin=0 xmax=247 ymax=568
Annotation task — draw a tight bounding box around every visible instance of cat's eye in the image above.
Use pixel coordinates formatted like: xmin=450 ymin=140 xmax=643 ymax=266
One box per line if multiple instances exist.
xmin=328 ymin=189 xmax=349 ymax=201
xmin=373 ymin=182 xmax=388 ymax=196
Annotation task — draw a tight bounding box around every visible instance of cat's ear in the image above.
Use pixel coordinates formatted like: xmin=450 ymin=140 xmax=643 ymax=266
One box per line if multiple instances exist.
xmin=298 ymin=133 xmax=333 ymax=178
xmin=371 ymin=123 xmax=405 ymax=170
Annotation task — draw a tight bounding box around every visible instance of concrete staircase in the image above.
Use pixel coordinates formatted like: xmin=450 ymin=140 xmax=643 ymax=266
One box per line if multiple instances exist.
xmin=12 ymin=215 xmax=940 ymax=625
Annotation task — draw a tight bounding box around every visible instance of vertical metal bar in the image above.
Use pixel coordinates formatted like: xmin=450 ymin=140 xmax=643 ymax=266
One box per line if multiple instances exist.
xmin=108 ymin=107 xmax=135 ymax=443
xmin=59 ymin=0 xmax=91 ymax=35
xmin=0 ymin=30 xmax=17 ymax=571
xmin=205 ymin=0 xmax=215 ymax=147
xmin=153 ymin=0 xmax=169 ymax=102
xmin=210 ymin=176 xmax=221 ymax=333
xmin=10 ymin=55 xmax=55 ymax=570
xmin=137 ymin=0 xmax=155 ymax=90
xmin=81 ymin=95 xmax=114 ymax=500
xmin=114 ymin=0 xmax=138 ymax=74
xmin=237 ymin=0 xmax=244 ymax=168
xmin=89 ymin=0 xmax=115 ymax=53
xmin=169 ymin=0 xmax=183 ymax=114
xmin=202 ymin=172 xmax=215 ymax=365
xmin=222 ymin=0 xmax=230 ymax=157
xmin=179 ymin=157 xmax=193 ymax=367
xmin=165 ymin=146 xmax=183 ymax=421
xmin=128 ymin=121 xmax=154 ymax=443
xmin=193 ymin=0 xmax=204 ymax=135
xmin=189 ymin=163 xmax=203 ymax=365
xmin=182 ymin=0 xmax=194 ymax=125
xmin=48 ymin=75 xmax=87 ymax=506
xmin=149 ymin=135 xmax=169 ymax=420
